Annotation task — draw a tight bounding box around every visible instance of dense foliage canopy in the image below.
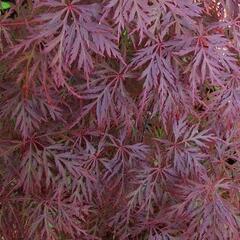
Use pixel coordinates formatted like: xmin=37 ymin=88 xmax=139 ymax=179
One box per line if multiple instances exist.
xmin=0 ymin=0 xmax=240 ymax=239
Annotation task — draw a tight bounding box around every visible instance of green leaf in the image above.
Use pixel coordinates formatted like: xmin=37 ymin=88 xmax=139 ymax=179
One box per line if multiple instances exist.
xmin=154 ymin=127 xmax=164 ymax=138
xmin=0 ymin=1 xmax=11 ymax=10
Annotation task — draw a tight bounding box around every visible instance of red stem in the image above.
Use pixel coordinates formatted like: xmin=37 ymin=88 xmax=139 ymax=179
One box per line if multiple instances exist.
xmin=0 ymin=18 xmax=40 ymax=27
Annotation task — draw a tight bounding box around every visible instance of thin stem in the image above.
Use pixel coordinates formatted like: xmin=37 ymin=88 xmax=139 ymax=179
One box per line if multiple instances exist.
xmin=0 ymin=18 xmax=40 ymax=27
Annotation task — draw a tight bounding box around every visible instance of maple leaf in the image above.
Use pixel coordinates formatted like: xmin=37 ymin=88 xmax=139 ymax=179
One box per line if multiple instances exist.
xmin=207 ymin=73 xmax=240 ymax=128
xmin=148 ymin=0 xmax=202 ymax=35
xmin=155 ymin=116 xmax=215 ymax=176
xmin=103 ymin=132 xmax=149 ymax=195
xmin=174 ymin=23 xmax=238 ymax=96
xmin=35 ymin=1 xmax=122 ymax=80
xmin=26 ymin=186 xmax=90 ymax=240
xmin=103 ymin=0 xmax=150 ymax=41
xmin=170 ymin=178 xmax=240 ymax=239
xmin=128 ymin=164 xmax=175 ymax=220
xmin=132 ymin=37 xmax=178 ymax=117
xmin=70 ymin=64 xmax=136 ymax=130
xmin=0 ymin=84 xmax=62 ymax=139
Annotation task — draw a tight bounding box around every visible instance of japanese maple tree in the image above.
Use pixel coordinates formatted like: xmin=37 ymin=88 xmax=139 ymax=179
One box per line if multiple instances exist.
xmin=0 ymin=0 xmax=240 ymax=239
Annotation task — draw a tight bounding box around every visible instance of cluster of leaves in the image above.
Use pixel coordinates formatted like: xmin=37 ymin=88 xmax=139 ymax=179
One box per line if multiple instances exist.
xmin=0 ymin=0 xmax=240 ymax=239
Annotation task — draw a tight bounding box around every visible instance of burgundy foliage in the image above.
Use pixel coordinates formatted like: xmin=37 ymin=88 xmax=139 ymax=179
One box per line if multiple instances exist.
xmin=0 ymin=0 xmax=240 ymax=239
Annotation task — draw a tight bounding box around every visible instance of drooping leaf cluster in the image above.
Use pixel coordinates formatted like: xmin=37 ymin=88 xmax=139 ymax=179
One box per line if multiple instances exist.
xmin=0 ymin=0 xmax=240 ymax=239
